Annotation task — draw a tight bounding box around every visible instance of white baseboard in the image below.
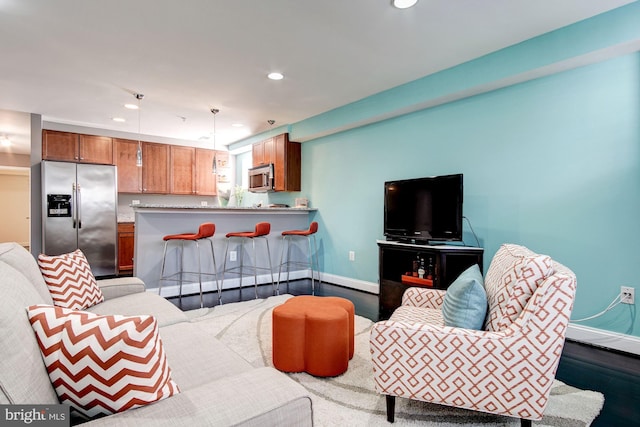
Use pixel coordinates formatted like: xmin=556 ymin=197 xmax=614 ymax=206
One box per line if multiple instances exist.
xmin=147 ymin=269 xmax=309 ymax=297
xmin=319 ymin=272 xmax=379 ymax=294
xmin=567 ymin=323 xmax=640 ymax=356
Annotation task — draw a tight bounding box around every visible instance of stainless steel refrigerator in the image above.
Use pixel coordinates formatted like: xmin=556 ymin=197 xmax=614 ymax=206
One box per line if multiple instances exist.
xmin=42 ymin=160 xmax=118 ymax=277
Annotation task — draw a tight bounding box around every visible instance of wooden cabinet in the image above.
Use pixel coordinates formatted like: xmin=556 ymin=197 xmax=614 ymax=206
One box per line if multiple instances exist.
xmin=115 ymin=138 xmax=142 ymax=193
xmin=195 ymin=148 xmax=218 ymax=195
xmin=378 ymin=241 xmax=484 ymax=320
xmin=115 ymin=140 xmax=169 ymax=194
xmin=142 ymin=142 xmax=169 ymax=194
xmin=170 ymin=146 xmax=195 ymax=194
xmin=117 ymin=222 xmax=135 ymax=274
xmin=43 ymin=130 xmax=113 ymax=164
xmin=252 ymin=137 xmax=274 ymax=167
xmin=252 ymin=133 xmax=301 ymax=192
xmin=273 ymin=133 xmax=301 ymax=191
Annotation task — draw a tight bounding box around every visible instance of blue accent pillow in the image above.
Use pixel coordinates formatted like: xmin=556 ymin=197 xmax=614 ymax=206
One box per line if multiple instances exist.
xmin=442 ymin=264 xmax=487 ymax=330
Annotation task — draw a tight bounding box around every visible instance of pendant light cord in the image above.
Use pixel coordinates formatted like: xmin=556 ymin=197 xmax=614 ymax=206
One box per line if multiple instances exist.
xmin=135 ymin=93 xmax=144 ymax=167
xmin=211 ymin=108 xmax=219 ymax=174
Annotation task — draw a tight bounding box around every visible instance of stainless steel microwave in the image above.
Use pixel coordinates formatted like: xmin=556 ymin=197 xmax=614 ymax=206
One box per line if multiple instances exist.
xmin=248 ymin=164 xmax=274 ymax=192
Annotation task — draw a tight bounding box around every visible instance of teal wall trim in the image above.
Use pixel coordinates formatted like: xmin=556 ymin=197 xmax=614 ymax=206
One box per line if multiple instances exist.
xmin=290 ymin=1 xmax=640 ymax=143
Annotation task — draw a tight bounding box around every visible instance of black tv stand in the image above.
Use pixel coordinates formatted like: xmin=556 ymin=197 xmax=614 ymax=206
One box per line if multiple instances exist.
xmin=388 ymin=238 xmax=463 ymax=246
xmin=377 ymin=240 xmax=484 ymax=320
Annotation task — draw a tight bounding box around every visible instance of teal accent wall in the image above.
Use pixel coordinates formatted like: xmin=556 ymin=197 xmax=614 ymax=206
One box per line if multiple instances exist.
xmin=302 ymin=52 xmax=640 ymax=336
xmin=229 ymin=2 xmax=640 ymax=337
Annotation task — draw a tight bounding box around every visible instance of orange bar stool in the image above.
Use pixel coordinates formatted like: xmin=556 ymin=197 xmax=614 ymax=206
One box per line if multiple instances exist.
xmin=221 ymin=222 xmax=275 ymax=299
xmin=159 ymin=222 xmax=220 ymax=308
xmin=277 ymin=221 xmax=320 ymax=295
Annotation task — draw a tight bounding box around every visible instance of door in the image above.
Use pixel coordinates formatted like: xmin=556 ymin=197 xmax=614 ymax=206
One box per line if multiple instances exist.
xmin=115 ymin=138 xmax=142 ymax=193
xmin=79 ymin=134 xmax=113 ymax=164
xmin=195 ymin=148 xmax=217 ymax=195
xmin=142 ymin=142 xmax=169 ymax=193
xmin=76 ymin=163 xmax=117 ymax=276
xmin=42 ymin=130 xmax=79 ymax=161
xmin=42 ymin=161 xmax=78 ymax=255
xmin=0 ymin=170 xmax=30 ymax=246
xmin=170 ymin=145 xmax=195 ymax=194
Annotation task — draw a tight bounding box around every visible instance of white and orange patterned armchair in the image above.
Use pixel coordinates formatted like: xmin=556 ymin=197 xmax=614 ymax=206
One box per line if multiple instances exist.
xmin=370 ymin=244 xmax=577 ymax=427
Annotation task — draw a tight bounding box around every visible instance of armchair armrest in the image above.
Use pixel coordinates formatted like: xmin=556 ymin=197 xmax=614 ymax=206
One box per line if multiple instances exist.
xmin=401 ymin=287 xmax=446 ymax=309
xmin=96 ymin=277 xmax=146 ymax=301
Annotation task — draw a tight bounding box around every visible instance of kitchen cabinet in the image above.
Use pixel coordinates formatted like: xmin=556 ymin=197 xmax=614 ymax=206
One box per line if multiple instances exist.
xmin=252 ymin=133 xmax=300 ymax=192
xmin=252 ymin=137 xmax=274 ymax=167
xmin=117 ymin=222 xmax=135 ymax=274
xmin=195 ymin=148 xmax=219 ymax=195
xmin=115 ymin=140 xmax=169 ymax=194
xmin=273 ymin=133 xmax=301 ymax=191
xmin=142 ymin=142 xmax=169 ymax=194
xmin=170 ymin=145 xmax=195 ymax=194
xmin=43 ymin=130 xmax=113 ymax=164
xmin=114 ymin=138 xmax=142 ymax=193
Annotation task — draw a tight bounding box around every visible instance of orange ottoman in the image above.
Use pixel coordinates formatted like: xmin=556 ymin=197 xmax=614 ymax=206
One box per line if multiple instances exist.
xmin=272 ymin=296 xmax=355 ymax=377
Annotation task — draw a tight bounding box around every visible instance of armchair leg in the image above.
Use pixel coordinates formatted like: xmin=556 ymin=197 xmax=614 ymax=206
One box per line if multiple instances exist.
xmin=521 ymin=419 xmax=532 ymax=427
xmin=386 ymin=395 xmax=395 ymax=423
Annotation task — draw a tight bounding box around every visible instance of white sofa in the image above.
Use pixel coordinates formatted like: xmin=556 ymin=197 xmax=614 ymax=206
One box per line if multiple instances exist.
xmin=0 ymin=242 xmax=313 ymax=426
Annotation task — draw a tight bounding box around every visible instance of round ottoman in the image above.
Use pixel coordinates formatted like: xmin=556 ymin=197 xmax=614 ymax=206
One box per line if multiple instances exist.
xmin=272 ymin=296 xmax=355 ymax=377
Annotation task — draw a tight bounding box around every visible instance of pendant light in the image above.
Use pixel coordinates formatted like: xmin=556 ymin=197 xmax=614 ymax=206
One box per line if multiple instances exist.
xmin=135 ymin=93 xmax=144 ymax=167
xmin=210 ymin=108 xmax=219 ymax=174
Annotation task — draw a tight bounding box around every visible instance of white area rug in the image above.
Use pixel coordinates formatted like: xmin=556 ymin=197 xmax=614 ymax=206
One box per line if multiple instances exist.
xmin=187 ymin=295 xmax=604 ymax=426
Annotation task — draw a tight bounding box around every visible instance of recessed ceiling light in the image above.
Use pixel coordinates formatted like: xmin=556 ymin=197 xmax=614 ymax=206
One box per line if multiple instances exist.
xmin=392 ymin=0 xmax=418 ymax=9
xmin=112 ymin=117 xmax=126 ymax=122
xmin=268 ymin=72 xmax=284 ymax=80
xmin=124 ymin=103 xmax=139 ymax=110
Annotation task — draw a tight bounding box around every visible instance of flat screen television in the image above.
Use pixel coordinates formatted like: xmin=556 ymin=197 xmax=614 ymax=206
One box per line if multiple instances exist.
xmin=384 ymin=174 xmax=463 ymax=244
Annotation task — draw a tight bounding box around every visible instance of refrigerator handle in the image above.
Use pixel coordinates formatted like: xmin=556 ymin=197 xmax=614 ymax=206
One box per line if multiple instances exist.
xmin=72 ymin=183 xmax=77 ymax=229
xmin=77 ymin=183 xmax=82 ymax=229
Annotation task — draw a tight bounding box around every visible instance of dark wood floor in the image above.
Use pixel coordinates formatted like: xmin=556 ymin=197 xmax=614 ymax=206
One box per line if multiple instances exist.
xmin=168 ymin=280 xmax=640 ymax=426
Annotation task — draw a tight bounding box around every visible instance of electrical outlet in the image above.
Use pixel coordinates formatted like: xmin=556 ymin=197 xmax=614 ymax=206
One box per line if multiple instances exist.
xmin=349 ymin=251 xmax=355 ymax=261
xmin=621 ymin=286 xmax=635 ymax=304
xmin=131 ymin=199 xmax=140 ymax=205
xmin=201 ymin=201 xmax=208 ymax=206
xmin=230 ymin=251 xmax=237 ymax=262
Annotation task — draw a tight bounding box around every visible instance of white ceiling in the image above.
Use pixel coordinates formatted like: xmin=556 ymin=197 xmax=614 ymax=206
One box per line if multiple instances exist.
xmin=0 ymin=0 xmax=635 ymax=156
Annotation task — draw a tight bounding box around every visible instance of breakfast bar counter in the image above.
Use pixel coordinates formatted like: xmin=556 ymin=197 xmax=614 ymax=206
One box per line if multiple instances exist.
xmin=133 ymin=205 xmax=317 ymax=297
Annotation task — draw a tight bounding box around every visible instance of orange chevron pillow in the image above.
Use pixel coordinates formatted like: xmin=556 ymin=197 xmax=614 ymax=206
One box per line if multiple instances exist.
xmin=38 ymin=249 xmax=104 ymax=309
xmin=27 ymin=304 xmax=180 ymax=419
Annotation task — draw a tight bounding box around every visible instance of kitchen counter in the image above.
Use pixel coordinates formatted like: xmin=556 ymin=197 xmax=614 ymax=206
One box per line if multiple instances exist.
xmin=133 ymin=204 xmax=315 ymax=211
xmin=132 ymin=205 xmax=317 ymax=297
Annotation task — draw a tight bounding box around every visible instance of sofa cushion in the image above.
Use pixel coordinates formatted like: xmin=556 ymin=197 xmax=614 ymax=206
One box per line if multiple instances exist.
xmin=0 ymin=242 xmax=54 ymax=304
xmin=78 ymin=368 xmax=312 ymax=427
xmin=157 ymin=321 xmax=255 ymax=390
xmin=484 ymin=244 xmax=554 ymax=331
xmin=0 ymin=261 xmax=59 ymax=405
xmin=441 ymin=264 xmax=487 ymax=330
xmin=38 ymin=249 xmax=104 ymax=310
xmin=27 ymin=305 xmax=180 ymax=419
xmin=85 ymin=292 xmax=189 ymax=328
